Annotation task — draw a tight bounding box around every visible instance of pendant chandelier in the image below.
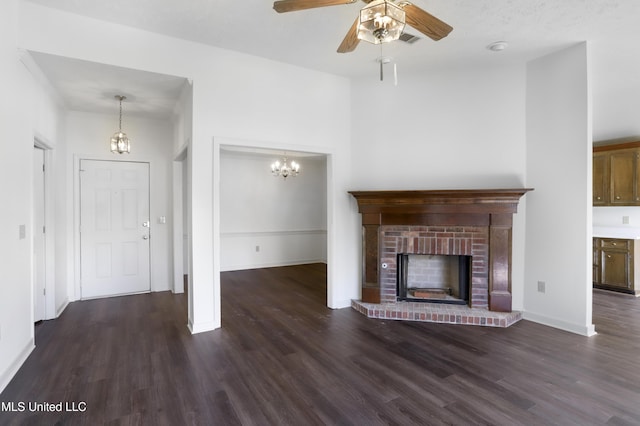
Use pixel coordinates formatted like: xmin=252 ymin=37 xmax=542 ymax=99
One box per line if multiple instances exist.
xmin=271 ymin=156 xmax=300 ymax=179
xmin=110 ymin=95 xmax=131 ymax=154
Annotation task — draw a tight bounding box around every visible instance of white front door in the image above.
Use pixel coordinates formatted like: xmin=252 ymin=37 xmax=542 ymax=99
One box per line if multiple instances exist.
xmin=80 ymin=160 xmax=150 ymax=299
xmin=33 ymin=147 xmax=46 ymax=321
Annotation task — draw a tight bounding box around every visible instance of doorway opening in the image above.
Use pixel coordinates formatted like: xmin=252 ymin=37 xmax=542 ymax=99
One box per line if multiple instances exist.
xmin=216 ymin=143 xmax=330 ymax=329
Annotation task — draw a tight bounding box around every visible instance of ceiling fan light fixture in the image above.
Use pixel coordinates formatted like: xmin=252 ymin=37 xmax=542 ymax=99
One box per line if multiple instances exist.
xmin=358 ymin=0 xmax=406 ymax=45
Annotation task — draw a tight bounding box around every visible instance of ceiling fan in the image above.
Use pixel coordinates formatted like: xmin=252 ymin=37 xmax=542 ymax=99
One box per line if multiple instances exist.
xmin=273 ymin=0 xmax=453 ymax=53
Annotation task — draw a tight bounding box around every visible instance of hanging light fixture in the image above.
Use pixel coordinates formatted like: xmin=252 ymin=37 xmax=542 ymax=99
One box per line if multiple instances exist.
xmin=357 ymin=0 xmax=406 ymax=45
xmin=110 ymin=95 xmax=131 ymax=154
xmin=271 ymin=156 xmax=300 ymax=179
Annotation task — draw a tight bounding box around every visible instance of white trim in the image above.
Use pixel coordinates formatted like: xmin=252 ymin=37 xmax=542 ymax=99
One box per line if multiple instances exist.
xmin=55 ymin=298 xmax=69 ymax=318
xmin=172 ymin=158 xmax=185 ymax=294
xmin=523 ymin=311 xmax=597 ymax=336
xmin=0 ymin=339 xmax=35 ymax=394
xmin=173 ymin=139 xmax=188 ymax=161
xmin=212 ymin=136 xmax=333 ymax=330
xmin=222 ymin=259 xmax=327 ymax=272
xmin=18 ymin=49 xmax=66 ymax=109
xmin=220 ymin=230 xmax=327 ymax=238
xmin=73 ymin=155 xmax=81 ymax=301
xmin=188 ymin=319 xmax=217 ymax=334
xmin=33 ymin=132 xmax=54 ymax=150
xmin=33 ymin=138 xmax=56 ymax=321
xmin=330 ymin=299 xmax=353 ymax=310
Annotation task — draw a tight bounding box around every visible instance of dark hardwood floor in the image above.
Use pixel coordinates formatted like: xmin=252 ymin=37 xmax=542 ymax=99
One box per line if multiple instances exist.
xmin=1 ymin=264 xmax=640 ymax=425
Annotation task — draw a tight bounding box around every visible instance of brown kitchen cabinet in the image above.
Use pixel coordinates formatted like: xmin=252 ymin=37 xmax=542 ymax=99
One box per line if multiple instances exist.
xmin=610 ymin=149 xmax=640 ymax=205
xmin=593 ymin=151 xmax=608 ymax=205
xmin=593 ymin=237 xmax=640 ymax=295
xmin=593 ymin=141 xmax=640 ymax=206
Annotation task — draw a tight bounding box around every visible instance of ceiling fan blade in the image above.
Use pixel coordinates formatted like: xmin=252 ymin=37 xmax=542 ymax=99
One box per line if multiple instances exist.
xmin=403 ymin=4 xmax=453 ymax=41
xmin=273 ymin=0 xmax=356 ymax=13
xmin=337 ymin=17 xmax=360 ymax=53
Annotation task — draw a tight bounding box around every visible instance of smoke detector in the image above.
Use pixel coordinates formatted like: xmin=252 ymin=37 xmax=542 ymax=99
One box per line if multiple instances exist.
xmin=487 ymin=41 xmax=509 ymax=52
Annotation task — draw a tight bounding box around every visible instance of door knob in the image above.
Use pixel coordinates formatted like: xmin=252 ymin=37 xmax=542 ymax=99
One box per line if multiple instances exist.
xmin=142 ymin=235 xmax=149 ymax=240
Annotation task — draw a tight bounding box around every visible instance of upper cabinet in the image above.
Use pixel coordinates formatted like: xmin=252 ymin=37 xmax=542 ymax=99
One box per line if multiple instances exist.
xmin=593 ymin=141 xmax=640 ymax=206
xmin=593 ymin=151 xmax=608 ymax=205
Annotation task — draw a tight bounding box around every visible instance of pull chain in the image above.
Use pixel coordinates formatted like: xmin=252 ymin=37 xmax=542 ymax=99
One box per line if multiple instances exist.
xmin=380 ymin=44 xmax=384 ymax=81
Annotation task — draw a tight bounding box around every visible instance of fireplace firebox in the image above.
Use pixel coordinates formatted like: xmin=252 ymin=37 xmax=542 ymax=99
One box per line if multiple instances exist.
xmin=397 ymin=254 xmax=471 ymax=305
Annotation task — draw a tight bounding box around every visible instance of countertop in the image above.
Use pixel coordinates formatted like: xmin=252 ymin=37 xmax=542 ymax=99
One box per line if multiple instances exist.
xmin=593 ymin=226 xmax=640 ymax=239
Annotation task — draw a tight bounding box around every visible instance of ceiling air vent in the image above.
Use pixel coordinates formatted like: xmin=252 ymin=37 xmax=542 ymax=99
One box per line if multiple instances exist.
xmin=399 ymin=33 xmax=420 ymax=44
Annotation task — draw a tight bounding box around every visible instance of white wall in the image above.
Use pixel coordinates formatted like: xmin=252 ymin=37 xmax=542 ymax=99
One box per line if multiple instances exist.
xmin=170 ymin=83 xmax=191 ymax=294
xmin=20 ymin=51 xmax=68 ymax=319
xmin=350 ymin=64 xmax=527 ymax=190
xmin=220 ymin=151 xmax=327 ymax=271
xmin=65 ymin=111 xmax=175 ymax=296
xmin=350 ymin=63 xmax=529 ymax=310
xmin=0 ymin=0 xmax=35 ymax=392
xmin=592 ymin=37 xmax=640 ymax=142
xmin=0 ymin=0 xmax=66 ymax=393
xmin=18 ymin=3 xmax=356 ymax=336
xmin=593 ymin=207 xmax=640 ymax=228
xmin=591 ymin=34 xmax=640 ymax=228
xmin=524 ymin=43 xmax=595 ymax=336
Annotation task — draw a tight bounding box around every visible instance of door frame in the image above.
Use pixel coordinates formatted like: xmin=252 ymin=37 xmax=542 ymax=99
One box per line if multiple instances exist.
xmin=73 ymin=155 xmax=152 ymax=301
xmin=33 ymin=146 xmax=46 ymax=322
xmin=172 ymin=143 xmax=188 ymax=295
xmin=33 ymin=137 xmax=56 ymax=320
xmin=212 ymin=137 xmax=331 ymax=331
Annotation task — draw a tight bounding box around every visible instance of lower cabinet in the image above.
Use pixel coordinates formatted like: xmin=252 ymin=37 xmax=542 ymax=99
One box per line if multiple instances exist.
xmin=593 ymin=237 xmax=640 ymax=295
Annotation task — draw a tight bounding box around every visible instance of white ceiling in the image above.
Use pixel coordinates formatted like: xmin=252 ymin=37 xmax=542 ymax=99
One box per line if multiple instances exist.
xmin=24 ymin=0 xmax=640 ymax=119
xmin=28 ymin=52 xmax=188 ymax=119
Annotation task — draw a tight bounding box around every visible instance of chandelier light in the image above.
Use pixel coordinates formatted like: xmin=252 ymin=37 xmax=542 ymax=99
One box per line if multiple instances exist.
xmin=357 ymin=0 xmax=406 ymax=45
xmin=271 ymin=156 xmax=300 ymax=179
xmin=110 ymin=95 xmax=131 ymax=154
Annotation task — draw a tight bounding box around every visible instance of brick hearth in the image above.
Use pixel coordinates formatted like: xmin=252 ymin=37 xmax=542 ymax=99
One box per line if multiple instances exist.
xmin=351 ymin=299 xmax=522 ymax=327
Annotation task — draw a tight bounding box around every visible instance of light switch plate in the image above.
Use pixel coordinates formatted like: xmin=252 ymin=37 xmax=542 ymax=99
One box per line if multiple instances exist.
xmin=19 ymin=224 xmax=26 ymax=239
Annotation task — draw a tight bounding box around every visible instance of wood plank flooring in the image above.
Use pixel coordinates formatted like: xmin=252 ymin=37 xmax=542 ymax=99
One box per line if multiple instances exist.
xmin=1 ymin=263 xmax=640 ymax=425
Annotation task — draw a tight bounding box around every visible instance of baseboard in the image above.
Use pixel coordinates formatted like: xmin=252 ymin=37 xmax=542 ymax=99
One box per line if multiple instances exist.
xmin=0 ymin=339 xmax=35 ymax=394
xmin=221 ymin=259 xmax=327 ymax=272
xmin=328 ymin=299 xmax=353 ymax=310
xmin=187 ymin=319 xmax=219 ymax=335
xmin=523 ymin=311 xmax=597 ymax=336
xmin=55 ymin=298 xmax=69 ymax=318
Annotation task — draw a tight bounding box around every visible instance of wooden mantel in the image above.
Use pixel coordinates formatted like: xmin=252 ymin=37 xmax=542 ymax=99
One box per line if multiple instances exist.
xmin=349 ymin=189 xmax=533 ymax=214
xmin=349 ymin=189 xmax=533 ymax=312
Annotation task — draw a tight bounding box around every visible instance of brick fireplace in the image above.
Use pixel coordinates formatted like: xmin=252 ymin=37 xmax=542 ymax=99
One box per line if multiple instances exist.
xmin=349 ymin=189 xmax=532 ymax=327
